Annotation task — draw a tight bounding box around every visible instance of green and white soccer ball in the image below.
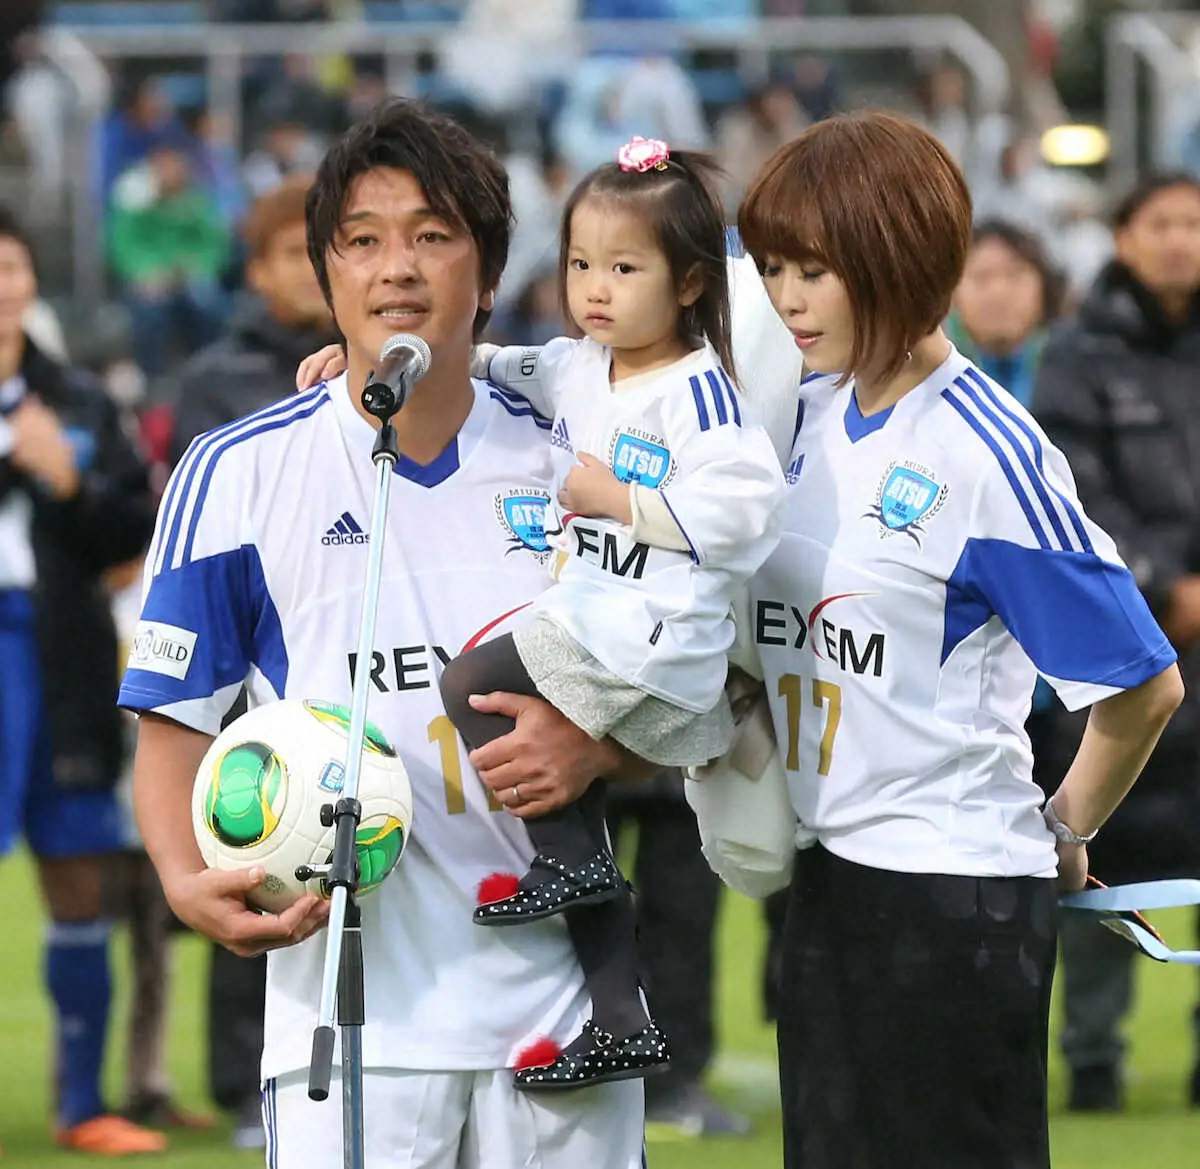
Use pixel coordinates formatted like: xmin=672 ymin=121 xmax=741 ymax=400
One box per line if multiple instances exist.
xmin=192 ymin=698 xmax=413 ymax=913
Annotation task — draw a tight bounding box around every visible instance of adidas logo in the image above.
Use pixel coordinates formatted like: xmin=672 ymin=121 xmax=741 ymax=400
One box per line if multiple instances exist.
xmin=785 ymin=454 xmax=805 ymax=486
xmin=322 ymin=511 xmax=369 ymax=546
xmin=550 ymin=417 xmax=574 ymax=453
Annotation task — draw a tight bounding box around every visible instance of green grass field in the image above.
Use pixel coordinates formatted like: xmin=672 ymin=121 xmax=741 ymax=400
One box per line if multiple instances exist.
xmin=1 ymin=846 xmax=1197 ymax=1167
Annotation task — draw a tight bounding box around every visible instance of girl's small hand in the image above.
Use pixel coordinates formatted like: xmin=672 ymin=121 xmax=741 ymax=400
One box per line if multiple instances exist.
xmin=559 ymin=452 xmax=632 ymax=523
xmin=296 ymin=344 xmax=347 ymax=390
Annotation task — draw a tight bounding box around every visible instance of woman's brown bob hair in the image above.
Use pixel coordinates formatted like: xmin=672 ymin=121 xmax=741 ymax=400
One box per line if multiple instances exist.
xmin=738 ymin=111 xmax=972 ymax=384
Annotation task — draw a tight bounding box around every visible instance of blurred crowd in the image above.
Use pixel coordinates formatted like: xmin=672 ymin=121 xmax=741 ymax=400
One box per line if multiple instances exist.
xmin=3 ymin=0 xmax=1200 ymax=1160
xmin=0 ymin=1 xmax=1131 ymax=408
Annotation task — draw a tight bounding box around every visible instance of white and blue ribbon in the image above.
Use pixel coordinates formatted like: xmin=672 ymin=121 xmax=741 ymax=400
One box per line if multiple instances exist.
xmin=1061 ymin=879 xmax=1200 ymax=965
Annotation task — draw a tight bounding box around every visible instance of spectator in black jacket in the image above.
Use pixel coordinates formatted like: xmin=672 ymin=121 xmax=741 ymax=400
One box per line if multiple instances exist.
xmin=168 ymin=176 xmax=333 ymax=1149
xmin=0 ymin=207 xmax=162 ymax=1154
xmin=171 ymin=175 xmax=334 ymax=462
xmin=1033 ymin=172 xmax=1200 ymax=1113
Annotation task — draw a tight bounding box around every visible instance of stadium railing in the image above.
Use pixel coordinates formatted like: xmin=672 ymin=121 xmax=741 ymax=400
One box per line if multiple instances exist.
xmin=38 ymin=30 xmax=110 ymax=310
xmin=1106 ymin=11 xmax=1200 ymax=198
xmin=40 ymin=14 xmax=1010 ymax=307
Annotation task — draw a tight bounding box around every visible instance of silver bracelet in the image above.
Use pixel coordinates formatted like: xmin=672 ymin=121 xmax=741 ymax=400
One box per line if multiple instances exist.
xmin=1043 ymin=799 xmax=1098 ymax=846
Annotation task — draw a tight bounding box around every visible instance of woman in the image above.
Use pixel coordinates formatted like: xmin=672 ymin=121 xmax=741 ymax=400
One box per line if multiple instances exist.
xmin=737 ymin=112 xmax=1183 ymax=1169
xmin=946 ymin=218 xmax=1065 ymax=409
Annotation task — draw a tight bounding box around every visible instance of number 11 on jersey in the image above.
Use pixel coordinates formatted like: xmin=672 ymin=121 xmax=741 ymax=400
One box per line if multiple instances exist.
xmin=778 ymin=674 xmax=842 ymax=776
xmin=428 ymin=715 xmax=503 ymax=814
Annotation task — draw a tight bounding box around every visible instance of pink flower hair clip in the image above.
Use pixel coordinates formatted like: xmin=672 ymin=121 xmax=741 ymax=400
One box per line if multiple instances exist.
xmin=617 ymin=136 xmax=670 ymax=173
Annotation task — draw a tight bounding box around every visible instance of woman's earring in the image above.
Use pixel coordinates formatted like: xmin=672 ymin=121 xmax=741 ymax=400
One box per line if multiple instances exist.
xmin=906 ymin=350 xmax=913 ymax=362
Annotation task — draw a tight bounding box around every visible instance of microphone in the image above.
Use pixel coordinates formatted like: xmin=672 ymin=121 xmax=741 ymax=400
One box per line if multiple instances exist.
xmin=362 ymin=333 xmax=432 ymax=421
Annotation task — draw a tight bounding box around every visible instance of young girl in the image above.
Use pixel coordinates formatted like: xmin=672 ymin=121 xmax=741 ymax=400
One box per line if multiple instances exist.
xmin=298 ymin=138 xmax=786 ymax=1091
xmin=443 ymin=136 xmax=785 ymax=1089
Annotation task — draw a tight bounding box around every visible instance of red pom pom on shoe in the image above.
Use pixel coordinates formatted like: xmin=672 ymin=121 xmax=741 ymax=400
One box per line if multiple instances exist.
xmin=477 ymin=872 xmax=521 ymax=905
xmin=514 ymin=1037 xmax=563 ymax=1071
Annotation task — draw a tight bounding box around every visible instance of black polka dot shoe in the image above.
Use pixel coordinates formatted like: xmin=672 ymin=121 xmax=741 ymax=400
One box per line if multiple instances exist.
xmin=473 ymin=849 xmax=622 ymax=926
xmin=514 ymin=1021 xmax=672 ymax=1091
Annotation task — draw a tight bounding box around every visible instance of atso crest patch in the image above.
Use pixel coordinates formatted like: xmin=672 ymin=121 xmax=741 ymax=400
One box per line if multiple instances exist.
xmin=494 ymin=488 xmax=553 ymax=563
xmin=865 ymin=460 xmax=948 ymax=545
xmin=609 ymin=429 xmax=673 ymax=488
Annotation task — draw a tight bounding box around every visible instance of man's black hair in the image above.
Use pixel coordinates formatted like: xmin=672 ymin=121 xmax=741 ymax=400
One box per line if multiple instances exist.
xmin=306 ymin=98 xmax=513 ymax=340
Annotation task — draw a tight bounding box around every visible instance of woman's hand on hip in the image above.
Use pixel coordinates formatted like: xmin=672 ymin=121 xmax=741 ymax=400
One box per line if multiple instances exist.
xmin=1055 ymin=840 xmax=1088 ymax=893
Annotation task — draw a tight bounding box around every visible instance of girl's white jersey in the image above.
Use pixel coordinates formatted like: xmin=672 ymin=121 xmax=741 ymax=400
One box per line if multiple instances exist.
xmin=752 ymin=347 xmax=1176 ymax=879
xmin=118 ymin=376 xmax=588 ymax=1081
xmin=485 ymin=337 xmax=786 ymax=714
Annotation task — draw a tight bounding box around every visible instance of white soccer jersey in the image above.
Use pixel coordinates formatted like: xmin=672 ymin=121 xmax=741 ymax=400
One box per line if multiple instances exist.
xmin=726 ymin=252 xmax=804 ymax=464
xmin=118 ymin=375 xmax=589 ymax=1080
xmin=751 ymin=347 xmax=1176 ymax=879
xmin=485 ymin=338 xmax=785 ymax=714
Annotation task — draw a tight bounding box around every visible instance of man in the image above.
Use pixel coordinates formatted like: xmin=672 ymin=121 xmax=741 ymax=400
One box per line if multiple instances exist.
xmin=121 ymin=98 xmax=646 ymax=1169
xmin=1033 ymin=172 xmax=1200 ymax=1111
xmin=168 ymin=175 xmax=336 ymax=1148
xmin=0 ymin=207 xmax=161 ymax=1154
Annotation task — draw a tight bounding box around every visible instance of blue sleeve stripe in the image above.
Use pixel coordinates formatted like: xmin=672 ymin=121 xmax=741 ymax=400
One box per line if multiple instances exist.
xmin=155 ymin=444 xmax=205 ymax=575
xmin=724 ymin=225 xmax=744 ymax=258
xmin=952 ymin=376 xmax=1076 ymax=552
xmin=489 ymin=392 xmax=553 ymax=429
xmin=152 ymin=445 xmax=194 ymax=575
xmin=161 ymin=385 xmax=326 ymax=568
xmin=263 ymin=1081 xmax=275 ymax=1169
xmin=705 ymin=369 xmax=729 ymax=426
xmin=941 ymin=388 xmax=1052 ymax=550
xmin=718 ymin=368 xmax=742 ymax=426
xmin=961 ymin=366 xmax=1094 ymax=554
xmin=486 ymin=382 xmax=552 ymax=424
xmin=484 ymin=381 xmax=549 ymax=422
xmin=157 ymin=385 xmax=328 ymax=574
xmin=181 ymin=393 xmax=331 ymax=567
xmin=942 ymin=536 xmax=1176 ymax=691
xmin=690 ymin=374 xmax=711 ymax=431
xmin=490 ymin=383 xmax=526 ymax=402
xmin=660 ymin=490 xmax=700 ymax=565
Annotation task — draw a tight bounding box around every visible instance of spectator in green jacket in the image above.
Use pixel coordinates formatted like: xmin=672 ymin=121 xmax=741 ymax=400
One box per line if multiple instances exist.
xmin=107 ymin=143 xmax=230 ymax=380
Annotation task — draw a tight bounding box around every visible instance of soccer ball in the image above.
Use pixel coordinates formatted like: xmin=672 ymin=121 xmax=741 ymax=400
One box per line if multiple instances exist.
xmin=192 ymin=698 xmax=413 ymax=913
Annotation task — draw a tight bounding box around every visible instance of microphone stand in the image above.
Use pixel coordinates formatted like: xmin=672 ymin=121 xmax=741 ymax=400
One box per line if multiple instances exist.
xmin=304 ymin=372 xmax=407 ymax=1169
